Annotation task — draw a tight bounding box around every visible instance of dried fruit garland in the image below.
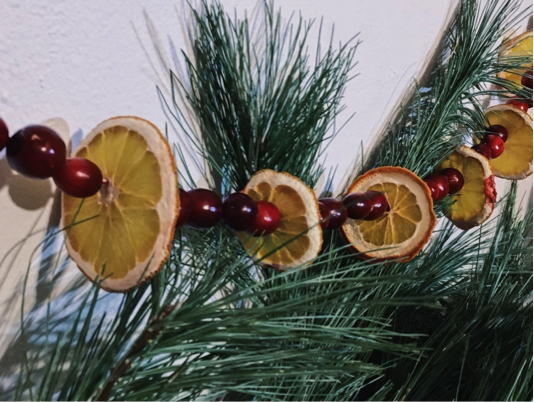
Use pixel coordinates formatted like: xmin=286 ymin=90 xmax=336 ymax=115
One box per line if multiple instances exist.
xmin=1 ymin=34 xmax=531 ymax=292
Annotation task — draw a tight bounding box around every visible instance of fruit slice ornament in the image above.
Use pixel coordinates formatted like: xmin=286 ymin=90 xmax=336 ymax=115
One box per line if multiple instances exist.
xmin=61 ymin=116 xmax=179 ymax=292
xmin=497 ymin=30 xmax=533 ymax=96
xmin=438 ymin=146 xmax=496 ymax=230
xmin=341 ymin=167 xmax=436 ymax=262
xmin=484 ymin=105 xmax=533 ymax=179
xmin=238 ymin=169 xmax=322 ymax=270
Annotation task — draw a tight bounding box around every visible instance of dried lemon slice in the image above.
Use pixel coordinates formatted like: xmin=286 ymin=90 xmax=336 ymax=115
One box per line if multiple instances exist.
xmin=341 ymin=167 xmax=436 ymax=262
xmin=62 ymin=117 xmax=179 ymax=292
xmin=497 ymin=30 xmax=533 ymax=92
xmin=238 ymin=169 xmax=322 ymax=270
xmin=438 ymin=146 xmax=496 ymax=230
xmin=485 ymin=105 xmax=533 ymax=180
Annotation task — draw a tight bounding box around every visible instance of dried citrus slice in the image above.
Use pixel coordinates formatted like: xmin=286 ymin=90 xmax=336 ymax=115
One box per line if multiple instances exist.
xmin=340 ymin=167 xmax=436 ymax=262
xmin=497 ymin=30 xmax=532 ymax=92
xmin=61 ymin=116 xmax=179 ymax=292
xmin=438 ymin=146 xmax=496 ymax=230
xmin=484 ymin=105 xmax=533 ymax=179
xmin=238 ymin=169 xmax=322 ymax=270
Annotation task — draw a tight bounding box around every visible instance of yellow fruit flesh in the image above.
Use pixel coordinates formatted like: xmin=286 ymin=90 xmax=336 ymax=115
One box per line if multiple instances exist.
xmin=63 ymin=126 xmax=162 ymax=279
xmin=500 ymin=34 xmax=533 ymax=86
xmin=357 ymin=183 xmax=422 ymax=246
xmin=239 ymin=182 xmax=310 ymax=263
xmin=438 ymin=152 xmax=485 ymax=223
xmin=486 ymin=109 xmax=533 ymax=177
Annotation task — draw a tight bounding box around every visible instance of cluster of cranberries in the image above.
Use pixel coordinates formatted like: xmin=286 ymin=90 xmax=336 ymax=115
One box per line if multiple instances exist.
xmin=177 ymin=189 xmax=280 ymax=237
xmin=472 ymin=124 xmax=508 ymax=160
xmin=503 ymin=69 xmax=533 ymax=112
xmin=318 ymin=192 xmax=389 ymax=230
xmin=424 ymin=168 xmax=464 ymax=201
xmin=0 ymin=119 xmax=103 ymax=198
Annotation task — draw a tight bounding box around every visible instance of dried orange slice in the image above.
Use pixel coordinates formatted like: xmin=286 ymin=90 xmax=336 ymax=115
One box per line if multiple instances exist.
xmin=61 ymin=117 xmax=179 ymax=292
xmin=438 ymin=146 xmax=496 ymax=230
xmin=238 ymin=169 xmax=322 ymax=270
xmin=497 ymin=30 xmax=532 ymax=92
xmin=340 ymin=167 xmax=436 ymax=262
xmin=484 ymin=105 xmax=533 ymax=179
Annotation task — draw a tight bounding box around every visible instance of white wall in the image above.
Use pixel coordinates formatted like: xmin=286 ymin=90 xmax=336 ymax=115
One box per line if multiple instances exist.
xmin=0 ymin=0 xmax=531 ymax=357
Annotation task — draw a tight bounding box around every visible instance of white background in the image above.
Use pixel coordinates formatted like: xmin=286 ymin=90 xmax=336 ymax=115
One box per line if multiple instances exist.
xmin=0 ymin=0 xmax=532 ymax=358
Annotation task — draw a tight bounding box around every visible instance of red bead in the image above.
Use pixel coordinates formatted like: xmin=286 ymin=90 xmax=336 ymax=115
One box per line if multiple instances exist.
xmin=6 ymin=125 xmax=66 ymax=179
xmin=440 ymin=168 xmax=464 ymax=194
xmin=483 ymin=134 xmax=505 ymax=159
xmin=343 ymin=192 xmax=372 ymax=220
xmin=246 ymin=200 xmax=280 ymax=236
xmin=487 ymin=124 xmax=508 ymax=143
xmin=0 ymin=118 xmax=8 ymax=151
xmin=472 ymin=143 xmax=492 ymax=159
xmin=506 ymin=99 xmax=529 ymax=113
xmin=175 ymin=188 xmax=192 ymax=227
xmin=318 ymin=202 xmax=330 ymax=229
xmin=521 ymin=70 xmax=533 ymax=89
xmin=318 ymin=198 xmax=347 ymax=229
xmin=53 ymin=158 xmax=103 ymax=198
xmin=187 ymin=189 xmax=223 ymax=228
xmin=222 ymin=192 xmax=258 ymax=231
xmin=424 ymin=179 xmax=440 ymax=201
xmin=425 ymin=173 xmax=449 ymax=201
xmin=365 ymin=191 xmax=389 ymax=220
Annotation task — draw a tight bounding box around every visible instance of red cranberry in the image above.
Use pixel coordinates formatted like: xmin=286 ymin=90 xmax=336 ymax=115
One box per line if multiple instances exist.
xmin=440 ymin=168 xmax=464 ymax=194
xmin=343 ymin=192 xmax=373 ymax=220
xmin=483 ymin=134 xmax=505 ymax=159
xmin=425 ymin=173 xmax=449 ymax=201
xmin=6 ymin=125 xmax=67 ymax=179
xmin=246 ymin=200 xmax=280 ymax=236
xmin=53 ymin=158 xmax=103 ymax=198
xmin=506 ymin=99 xmax=529 ymax=113
xmin=176 ymin=188 xmax=192 ymax=227
xmin=187 ymin=189 xmax=223 ymax=228
xmin=318 ymin=202 xmax=330 ymax=229
xmin=472 ymin=143 xmax=492 ymax=159
xmin=318 ymin=198 xmax=347 ymax=229
xmin=521 ymin=70 xmax=533 ymax=89
xmin=222 ymin=192 xmax=258 ymax=231
xmin=486 ymin=125 xmax=508 ymax=143
xmin=365 ymin=191 xmax=389 ymax=220
xmin=0 ymin=118 xmax=8 ymax=151
xmin=424 ymin=179 xmax=440 ymax=201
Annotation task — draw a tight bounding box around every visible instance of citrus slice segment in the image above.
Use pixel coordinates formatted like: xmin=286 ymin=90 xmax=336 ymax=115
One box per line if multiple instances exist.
xmin=61 ymin=116 xmax=179 ymax=292
xmin=484 ymin=105 xmax=533 ymax=179
xmin=238 ymin=169 xmax=322 ymax=270
xmin=438 ymin=146 xmax=496 ymax=230
xmin=497 ymin=30 xmax=532 ymax=91
xmin=340 ymin=167 xmax=436 ymax=262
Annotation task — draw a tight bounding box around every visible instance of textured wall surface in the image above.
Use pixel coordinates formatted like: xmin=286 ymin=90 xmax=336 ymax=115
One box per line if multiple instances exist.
xmin=0 ymin=0 xmax=531 ymax=359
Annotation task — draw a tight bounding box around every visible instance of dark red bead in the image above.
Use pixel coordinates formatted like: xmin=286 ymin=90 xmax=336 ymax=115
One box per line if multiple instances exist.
xmin=222 ymin=192 xmax=258 ymax=231
xmin=487 ymin=124 xmax=508 ymax=143
xmin=521 ymin=70 xmax=533 ymax=89
xmin=0 ymin=118 xmax=8 ymax=151
xmin=53 ymin=158 xmax=103 ymax=198
xmin=506 ymin=99 xmax=529 ymax=113
xmin=472 ymin=143 xmax=492 ymax=159
xmin=6 ymin=125 xmax=66 ymax=179
xmin=343 ymin=192 xmax=373 ymax=220
xmin=440 ymin=168 xmax=464 ymax=194
xmin=365 ymin=191 xmax=389 ymax=220
xmin=483 ymin=134 xmax=505 ymax=159
xmin=425 ymin=173 xmax=449 ymax=201
xmin=187 ymin=189 xmax=223 ymax=228
xmin=318 ymin=198 xmax=347 ymax=229
xmin=246 ymin=200 xmax=280 ymax=236
xmin=176 ymin=188 xmax=192 ymax=227
xmin=424 ymin=179 xmax=440 ymax=201
xmin=318 ymin=202 xmax=330 ymax=229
